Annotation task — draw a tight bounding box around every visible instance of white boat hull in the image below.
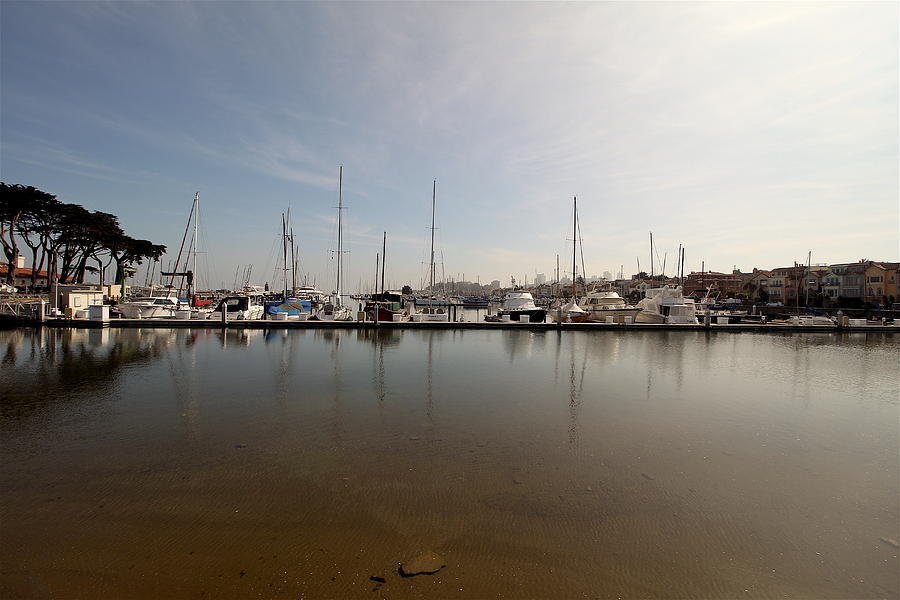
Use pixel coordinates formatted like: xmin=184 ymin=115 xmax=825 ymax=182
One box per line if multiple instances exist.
xmin=634 ymin=311 xmax=666 ymax=324
xmin=315 ymin=305 xmax=354 ymax=321
xmin=119 ymin=304 xmax=178 ymax=319
xmin=586 ymin=307 xmax=642 ymax=323
xmin=413 ymin=311 xmax=449 ymax=322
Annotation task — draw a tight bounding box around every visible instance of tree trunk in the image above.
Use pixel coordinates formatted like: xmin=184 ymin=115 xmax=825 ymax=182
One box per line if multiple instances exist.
xmin=34 ymin=248 xmax=46 ymax=291
xmin=75 ymin=252 xmax=90 ymax=283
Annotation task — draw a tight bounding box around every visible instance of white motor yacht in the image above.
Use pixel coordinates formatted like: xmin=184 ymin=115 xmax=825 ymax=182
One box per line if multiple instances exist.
xmin=634 ymin=286 xmax=698 ymax=324
xmin=294 ymin=286 xmax=326 ymax=305
xmin=118 ymin=295 xmax=181 ymax=319
xmin=581 ymin=290 xmax=642 ymax=324
xmin=489 ymin=291 xmax=547 ymax=323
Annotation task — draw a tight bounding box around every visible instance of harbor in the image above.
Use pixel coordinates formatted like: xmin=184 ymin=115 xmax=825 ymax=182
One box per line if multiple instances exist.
xmin=2 ymin=2 xmax=898 ymax=599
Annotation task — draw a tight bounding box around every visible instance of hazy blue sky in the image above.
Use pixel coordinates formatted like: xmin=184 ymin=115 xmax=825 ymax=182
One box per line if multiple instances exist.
xmin=2 ymin=1 xmax=897 ymax=291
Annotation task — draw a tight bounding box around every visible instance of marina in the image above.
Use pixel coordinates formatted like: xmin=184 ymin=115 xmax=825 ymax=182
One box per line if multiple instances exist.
xmin=1 ymin=3 xmax=897 ymax=599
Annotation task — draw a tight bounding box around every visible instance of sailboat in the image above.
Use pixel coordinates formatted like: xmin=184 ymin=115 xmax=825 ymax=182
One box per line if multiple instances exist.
xmin=413 ymin=179 xmax=449 ymax=322
xmin=364 ymin=232 xmax=410 ymax=322
xmin=315 ymin=166 xmax=354 ymax=322
xmin=553 ymin=196 xmax=589 ymax=323
xmin=120 ymin=192 xmax=207 ymax=319
xmin=266 ymin=209 xmax=314 ymax=319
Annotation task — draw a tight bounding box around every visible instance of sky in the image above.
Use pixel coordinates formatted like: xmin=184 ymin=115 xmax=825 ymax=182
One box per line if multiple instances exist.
xmin=2 ymin=1 xmax=897 ymax=292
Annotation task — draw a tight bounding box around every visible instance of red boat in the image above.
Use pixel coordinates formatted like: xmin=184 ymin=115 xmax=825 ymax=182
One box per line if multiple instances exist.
xmin=364 ymin=291 xmax=409 ymax=322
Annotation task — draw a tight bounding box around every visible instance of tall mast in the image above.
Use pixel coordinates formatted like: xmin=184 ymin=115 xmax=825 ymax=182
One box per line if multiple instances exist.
xmin=441 ymin=251 xmax=446 ymax=296
xmin=649 ymin=231 xmax=654 ymax=281
xmin=572 ymin=196 xmax=577 ymax=299
xmin=381 ymin=231 xmax=386 ymax=295
xmin=430 ymin=179 xmax=436 ymax=302
xmin=282 ymin=211 xmax=288 ymax=299
xmin=805 ymin=250 xmax=812 ymax=308
xmin=337 ymin=165 xmax=343 ymax=302
xmin=192 ymin=192 xmax=199 ymax=288
xmin=577 ymin=206 xmax=586 ymax=293
xmin=677 ymin=244 xmax=682 ymax=287
xmin=169 ymin=195 xmax=196 ymax=292
xmin=290 ymin=221 xmax=297 ymax=294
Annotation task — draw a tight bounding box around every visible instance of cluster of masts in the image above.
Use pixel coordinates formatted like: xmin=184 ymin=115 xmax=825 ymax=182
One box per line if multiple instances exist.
xmin=135 ymin=172 xmax=701 ymax=305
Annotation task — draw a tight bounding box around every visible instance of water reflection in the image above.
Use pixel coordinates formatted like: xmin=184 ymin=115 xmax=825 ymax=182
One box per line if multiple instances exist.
xmin=1 ymin=328 xmax=897 ymax=600
xmin=0 ymin=328 xmax=173 ymax=425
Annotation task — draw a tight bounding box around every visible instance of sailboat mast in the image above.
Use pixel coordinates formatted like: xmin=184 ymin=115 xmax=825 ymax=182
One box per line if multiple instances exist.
xmin=192 ymin=192 xmax=199 ymax=290
xmin=169 ymin=195 xmax=196 ymax=292
xmin=572 ymin=197 xmax=577 ymax=299
xmin=337 ymin=165 xmax=343 ymax=302
xmin=282 ymin=212 xmax=288 ymax=299
xmin=677 ymin=244 xmax=682 ymax=286
xmin=429 ymin=179 xmax=436 ymax=301
xmin=577 ymin=210 xmax=586 ymax=292
xmin=290 ymin=222 xmax=297 ymax=294
xmin=381 ymin=231 xmax=386 ymax=295
xmin=649 ymin=231 xmax=654 ymax=281
xmin=805 ymin=250 xmax=812 ymax=308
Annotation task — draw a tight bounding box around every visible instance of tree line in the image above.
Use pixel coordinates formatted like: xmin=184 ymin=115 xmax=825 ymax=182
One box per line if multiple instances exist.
xmin=0 ymin=183 xmax=166 ymax=289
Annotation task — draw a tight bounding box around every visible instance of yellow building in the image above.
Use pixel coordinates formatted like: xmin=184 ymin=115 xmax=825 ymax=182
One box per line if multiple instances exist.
xmin=879 ymin=262 xmax=899 ymax=304
xmin=863 ymin=262 xmax=893 ymax=305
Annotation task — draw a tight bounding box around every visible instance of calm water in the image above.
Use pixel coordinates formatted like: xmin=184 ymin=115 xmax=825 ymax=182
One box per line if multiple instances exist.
xmin=1 ymin=327 xmax=897 ymax=599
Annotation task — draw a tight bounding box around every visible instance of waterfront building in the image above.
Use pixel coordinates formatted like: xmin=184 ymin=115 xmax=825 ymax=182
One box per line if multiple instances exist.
xmin=863 ymin=261 xmax=898 ymax=305
xmin=58 ymin=285 xmax=105 ymax=312
xmin=839 ymin=263 xmax=867 ymax=302
xmin=0 ymin=261 xmax=74 ymax=290
xmin=682 ymin=271 xmax=743 ymax=297
xmin=739 ymin=269 xmax=772 ymax=302
xmin=822 ymin=264 xmax=849 ymax=303
xmin=821 ymin=260 xmax=899 ymax=306
xmin=881 ymin=262 xmax=899 ymax=304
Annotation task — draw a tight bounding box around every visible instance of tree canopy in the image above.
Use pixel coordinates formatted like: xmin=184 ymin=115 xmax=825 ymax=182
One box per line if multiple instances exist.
xmin=0 ymin=182 xmax=166 ymax=288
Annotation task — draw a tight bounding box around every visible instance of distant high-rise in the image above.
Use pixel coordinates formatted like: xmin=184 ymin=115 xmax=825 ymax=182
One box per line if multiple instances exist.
xmin=603 ymin=271 xmax=612 ymax=280
xmin=490 ymin=279 xmax=501 ymax=289
xmin=535 ymin=273 xmax=546 ymax=285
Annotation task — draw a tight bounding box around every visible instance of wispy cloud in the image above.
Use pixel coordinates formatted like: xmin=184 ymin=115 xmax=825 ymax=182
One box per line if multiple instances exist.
xmin=2 ymin=1 xmax=895 ymax=285
xmin=3 ymin=139 xmax=166 ymax=185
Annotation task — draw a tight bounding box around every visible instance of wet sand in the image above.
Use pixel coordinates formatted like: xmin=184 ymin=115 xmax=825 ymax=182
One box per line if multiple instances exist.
xmin=1 ymin=328 xmax=897 ymax=598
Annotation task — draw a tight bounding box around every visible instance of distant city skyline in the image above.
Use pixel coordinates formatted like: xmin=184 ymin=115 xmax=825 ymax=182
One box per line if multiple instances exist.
xmin=2 ymin=2 xmax=897 ymax=291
